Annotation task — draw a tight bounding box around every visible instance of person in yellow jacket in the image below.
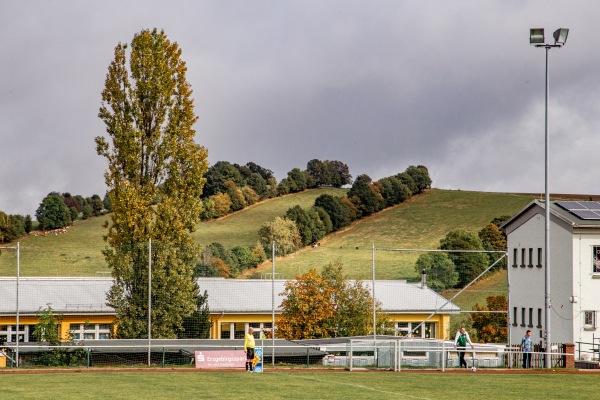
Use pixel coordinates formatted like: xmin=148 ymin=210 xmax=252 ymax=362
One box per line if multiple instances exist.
xmin=244 ymin=326 xmax=256 ymax=373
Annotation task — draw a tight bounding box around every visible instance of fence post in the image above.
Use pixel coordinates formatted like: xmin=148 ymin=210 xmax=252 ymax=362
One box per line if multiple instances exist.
xmin=441 ymin=340 xmax=445 ymax=372
xmin=306 ymin=347 xmax=309 ymax=367
xmin=87 ymin=348 xmax=91 ymax=367
xmin=564 ymin=343 xmax=574 ymax=368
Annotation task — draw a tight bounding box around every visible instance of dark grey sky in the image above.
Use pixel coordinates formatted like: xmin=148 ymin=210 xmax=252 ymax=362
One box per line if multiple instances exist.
xmin=2 ymin=1 xmax=599 ymax=216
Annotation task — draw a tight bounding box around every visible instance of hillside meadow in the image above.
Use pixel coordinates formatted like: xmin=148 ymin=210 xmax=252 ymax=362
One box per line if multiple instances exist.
xmin=0 ymin=188 xmax=535 ymax=279
xmin=253 ymin=189 xmax=535 ymax=280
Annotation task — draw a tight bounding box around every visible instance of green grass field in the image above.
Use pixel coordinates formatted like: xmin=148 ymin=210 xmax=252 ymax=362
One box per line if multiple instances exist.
xmin=1 ymin=370 xmax=598 ymax=400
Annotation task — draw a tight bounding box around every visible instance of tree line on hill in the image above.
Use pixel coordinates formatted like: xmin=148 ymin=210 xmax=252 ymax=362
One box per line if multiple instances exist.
xmin=199 ymin=158 xmax=352 ymax=219
xmin=0 ymin=192 xmax=113 ymax=243
xmin=197 ymin=164 xmax=432 ymax=278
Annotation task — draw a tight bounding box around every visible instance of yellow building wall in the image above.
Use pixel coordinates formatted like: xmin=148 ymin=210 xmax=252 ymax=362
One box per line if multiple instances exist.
xmin=0 ymin=315 xmax=115 ymax=342
xmin=387 ymin=314 xmax=452 ymax=340
xmin=210 ymin=313 xmax=273 ymax=339
xmin=210 ymin=313 xmax=452 ymax=340
xmin=3 ymin=313 xmax=452 ymax=341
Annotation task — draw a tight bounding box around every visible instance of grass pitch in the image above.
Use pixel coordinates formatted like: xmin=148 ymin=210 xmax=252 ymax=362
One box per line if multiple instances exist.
xmin=1 ymin=370 xmax=598 ymax=400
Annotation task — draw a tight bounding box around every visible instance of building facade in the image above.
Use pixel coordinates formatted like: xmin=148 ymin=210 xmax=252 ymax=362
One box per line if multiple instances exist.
xmin=0 ymin=277 xmax=459 ymax=343
xmin=504 ymin=200 xmax=600 ymax=350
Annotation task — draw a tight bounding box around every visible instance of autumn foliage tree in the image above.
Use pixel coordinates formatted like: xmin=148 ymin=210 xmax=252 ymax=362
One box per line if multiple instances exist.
xmin=95 ymin=28 xmax=209 ymax=338
xmin=276 ymin=269 xmax=337 ymax=340
xmin=471 ymin=295 xmax=507 ymax=343
xmin=276 ymin=263 xmax=389 ymax=340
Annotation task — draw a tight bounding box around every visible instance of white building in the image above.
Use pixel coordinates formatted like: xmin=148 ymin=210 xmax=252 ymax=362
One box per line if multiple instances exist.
xmin=503 ymin=200 xmax=600 ymax=350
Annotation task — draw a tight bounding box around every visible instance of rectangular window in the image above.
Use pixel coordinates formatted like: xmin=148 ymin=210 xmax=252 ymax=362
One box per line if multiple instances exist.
xmin=512 ymin=307 xmax=518 ymax=326
xmin=512 ymin=248 xmax=518 ymax=268
xmin=220 ymin=323 xmax=231 ymax=339
xmin=234 ymin=323 xmax=246 ymax=339
xmin=395 ymin=322 xmax=409 ymax=337
xmin=394 ymin=322 xmax=434 ymax=338
xmin=69 ymin=323 xmax=112 ymax=340
xmin=403 ymin=351 xmax=427 ymax=357
xmin=521 ymin=248 xmax=526 ymax=268
xmin=0 ymin=325 xmax=31 ymax=343
xmin=593 ymin=246 xmax=600 ymax=273
xmin=537 ymin=308 xmax=542 ymax=328
xmin=424 ymin=322 xmax=436 ymax=339
xmin=528 ymin=249 xmax=533 ymax=268
xmin=521 ymin=308 xmax=526 ymax=326
xmin=584 ymin=311 xmax=597 ymax=330
xmin=528 ymin=308 xmax=533 ymax=327
xmin=537 ymin=248 xmax=543 ymax=268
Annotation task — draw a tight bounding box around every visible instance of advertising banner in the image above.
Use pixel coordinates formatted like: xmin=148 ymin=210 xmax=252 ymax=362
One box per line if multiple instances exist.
xmin=195 ymin=350 xmax=246 ymax=369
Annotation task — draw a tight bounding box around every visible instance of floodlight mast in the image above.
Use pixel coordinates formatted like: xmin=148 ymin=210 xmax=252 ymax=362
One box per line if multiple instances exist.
xmin=529 ymin=27 xmax=568 ymax=369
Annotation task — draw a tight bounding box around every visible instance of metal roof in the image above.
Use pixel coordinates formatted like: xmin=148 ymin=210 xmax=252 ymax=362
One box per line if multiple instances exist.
xmin=502 ymin=199 xmax=600 ymax=231
xmin=0 ymin=277 xmax=460 ymax=315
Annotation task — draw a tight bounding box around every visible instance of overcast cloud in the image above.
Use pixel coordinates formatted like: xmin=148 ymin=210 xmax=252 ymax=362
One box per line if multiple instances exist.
xmin=1 ymin=0 xmax=599 ymax=216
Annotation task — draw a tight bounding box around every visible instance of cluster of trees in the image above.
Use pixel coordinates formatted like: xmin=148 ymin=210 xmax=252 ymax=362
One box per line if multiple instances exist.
xmin=414 ymin=215 xmax=509 ymax=292
xmin=195 ymin=242 xmax=267 ymax=278
xmin=415 ymin=216 xmax=510 ymax=342
xmin=35 ymin=192 xmax=112 ymax=230
xmin=0 ymin=211 xmax=32 ymax=243
xmin=200 ymin=161 xmax=278 ymax=219
xmin=276 ymin=262 xmax=392 ymax=340
xmin=258 ymin=165 xmax=432 ymax=256
xmin=1 ymin=192 xmax=113 ymax=243
xmin=200 ymin=159 xmax=352 ymax=220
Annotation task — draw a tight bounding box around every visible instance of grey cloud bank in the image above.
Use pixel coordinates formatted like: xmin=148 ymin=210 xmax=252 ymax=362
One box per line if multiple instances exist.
xmin=1 ymin=1 xmax=600 ymax=217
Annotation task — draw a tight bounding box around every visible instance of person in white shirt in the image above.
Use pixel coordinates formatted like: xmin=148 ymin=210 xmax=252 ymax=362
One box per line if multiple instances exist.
xmin=454 ymin=327 xmax=474 ymax=368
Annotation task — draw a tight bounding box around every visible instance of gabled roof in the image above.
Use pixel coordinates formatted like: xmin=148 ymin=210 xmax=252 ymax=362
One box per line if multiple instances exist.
xmin=501 ymin=199 xmax=600 ymax=233
xmin=0 ymin=277 xmax=460 ymax=316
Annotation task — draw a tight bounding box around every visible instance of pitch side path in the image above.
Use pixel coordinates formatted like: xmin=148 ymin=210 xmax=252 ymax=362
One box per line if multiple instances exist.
xmin=1 ymin=368 xmax=599 ymax=399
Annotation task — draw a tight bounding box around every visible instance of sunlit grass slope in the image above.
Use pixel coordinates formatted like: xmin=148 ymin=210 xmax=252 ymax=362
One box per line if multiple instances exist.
xmin=0 ymin=188 xmax=534 ymax=278
xmin=257 ymin=189 xmax=534 ymax=280
xmin=191 ymin=187 xmax=347 ymax=248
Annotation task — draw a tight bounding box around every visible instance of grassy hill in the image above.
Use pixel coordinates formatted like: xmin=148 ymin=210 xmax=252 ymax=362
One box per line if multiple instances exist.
xmin=191 ymin=187 xmax=347 ymax=248
xmin=0 ymin=187 xmax=347 ymax=276
xmin=253 ymin=189 xmax=534 ymax=280
xmin=0 ymin=188 xmax=535 ymax=278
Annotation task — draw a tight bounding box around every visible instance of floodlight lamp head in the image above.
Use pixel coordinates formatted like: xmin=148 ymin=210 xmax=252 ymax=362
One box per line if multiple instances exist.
xmin=530 ymin=28 xmax=545 ymax=45
xmin=553 ymin=28 xmax=569 ymax=46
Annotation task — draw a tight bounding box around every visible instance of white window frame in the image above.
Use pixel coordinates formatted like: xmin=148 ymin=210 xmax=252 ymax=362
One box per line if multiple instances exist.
xmin=69 ymin=323 xmax=112 ymax=340
xmin=394 ymin=322 xmax=436 ymax=338
xmin=0 ymin=325 xmax=29 ymax=343
xmin=584 ymin=311 xmax=597 ymax=331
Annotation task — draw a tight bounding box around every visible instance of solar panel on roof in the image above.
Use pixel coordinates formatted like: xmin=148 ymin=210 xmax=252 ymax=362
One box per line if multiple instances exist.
xmin=570 ymin=209 xmax=600 ymax=220
xmin=556 ymin=201 xmax=584 ymax=210
xmin=581 ymin=202 xmax=600 ymax=210
xmin=556 ymin=201 xmax=600 ymax=220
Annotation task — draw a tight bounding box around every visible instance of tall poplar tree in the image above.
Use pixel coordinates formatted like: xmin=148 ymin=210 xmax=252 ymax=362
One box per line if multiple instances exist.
xmin=95 ymin=29 xmax=209 ymax=338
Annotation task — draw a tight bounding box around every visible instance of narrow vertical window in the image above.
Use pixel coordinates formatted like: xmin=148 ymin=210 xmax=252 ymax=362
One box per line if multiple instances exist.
xmin=512 ymin=307 xmax=518 ymax=326
xmin=537 ymin=308 xmax=542 ymax=328
xmin=528 ymin=248 xmax=533 ymax=267
xmin=593 ymin=246 xmax=600 ymax=273
xmin=521 ymin=248 xmax=526 ymax=267
xmin=521 ymin=308 xmax=526 ymax=326
xmin=512 ymin=248 xmax=518 ymax=268
xmin=537 ymin=248 xmax=543 ymax=268
xmin=528 ymin=308 xmax=533 ymax=327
